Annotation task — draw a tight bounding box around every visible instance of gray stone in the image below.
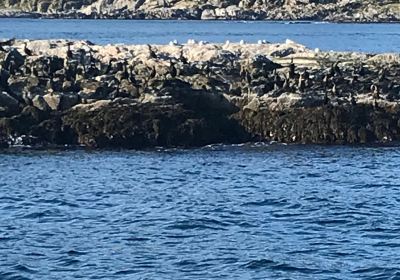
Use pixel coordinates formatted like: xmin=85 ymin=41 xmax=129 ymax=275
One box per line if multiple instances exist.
xmin=32 ymin=95 xmax=51 ymax=112
xmin=43 ymin=93 xmax=62 ymax=110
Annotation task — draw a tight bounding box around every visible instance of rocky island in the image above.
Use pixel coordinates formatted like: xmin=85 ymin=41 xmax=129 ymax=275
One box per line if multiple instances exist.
xmin=0 ymin=0 xmax=399 ymax=22
xmin=0 ymin=39 xmax=399 ymax=148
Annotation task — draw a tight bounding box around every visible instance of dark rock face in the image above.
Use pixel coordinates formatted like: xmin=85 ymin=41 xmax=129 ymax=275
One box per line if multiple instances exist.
xmin=0 ymin=39 xmax=399 ymax=148
xmin=0 ymin=0 xmax=399 ymax=22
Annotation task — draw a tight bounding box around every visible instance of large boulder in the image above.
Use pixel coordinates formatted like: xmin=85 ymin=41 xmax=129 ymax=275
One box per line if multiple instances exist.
xmin=0 ymin=91 xmax=20 ymax=116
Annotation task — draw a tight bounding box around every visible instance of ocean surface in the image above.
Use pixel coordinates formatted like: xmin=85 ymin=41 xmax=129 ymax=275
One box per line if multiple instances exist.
xmin=1 ymin=19 xmax=400 ymax=279
xmin=0 ymin=19 xmax=400 ymax=52
xmin=1 ymin=144 xmax=400 ymax=279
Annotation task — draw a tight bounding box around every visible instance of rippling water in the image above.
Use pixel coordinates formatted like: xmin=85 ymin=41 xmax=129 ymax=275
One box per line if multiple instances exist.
xmin=1 ymin=144 xmax=400 ymax=279
xmin=1 ymin=19 xmax=400 ymax=52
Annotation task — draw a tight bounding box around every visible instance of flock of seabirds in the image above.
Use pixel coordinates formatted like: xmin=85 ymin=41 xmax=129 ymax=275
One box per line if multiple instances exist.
xmin=0 ymin=36 xmax=398 ymax=110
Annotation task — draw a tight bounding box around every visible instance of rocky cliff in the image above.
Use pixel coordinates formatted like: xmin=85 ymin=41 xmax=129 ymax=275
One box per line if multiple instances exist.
xmin=0 ymin=0 xmax=399 ymax=22
xmin=0 ymin=39 xmax=399 ymax=148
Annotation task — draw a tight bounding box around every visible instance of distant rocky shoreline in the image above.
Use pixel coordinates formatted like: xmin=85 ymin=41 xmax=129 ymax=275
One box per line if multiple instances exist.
xmin=0 ymin=0 xmax=399 ymax=22
xmin=0 ymin=39 xmax=399 ymax=149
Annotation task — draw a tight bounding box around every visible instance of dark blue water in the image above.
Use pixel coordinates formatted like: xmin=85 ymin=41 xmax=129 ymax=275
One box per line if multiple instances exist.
xmin=0 ymin=19 xmax=400 ymax=52
xmin=1 ymin=144 xmax=400 ymax=279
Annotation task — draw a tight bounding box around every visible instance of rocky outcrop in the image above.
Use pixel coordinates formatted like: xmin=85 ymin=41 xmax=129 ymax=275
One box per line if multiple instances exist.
xmin=0 ymin=0 xmax=399 ymax=22
xmin=0 ymin=39 xmax=399 ymax=148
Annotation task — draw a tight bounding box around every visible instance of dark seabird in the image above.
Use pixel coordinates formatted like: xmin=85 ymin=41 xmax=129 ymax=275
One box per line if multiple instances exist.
xmin=273 ymin=71 xmax=283 ymax=88
xmin=333 ymin=62 xmax=342 ymax=76
xmin=378 ymin=69 xmax=386 ymax=82
xmin=298 ymin=74 xmax=305 ymax=92
xmin=180 ymin=50 xmax=188 ymax=64
xmin=23 ymin=43 xmax=33 ymax=56
xmin=323 ymin=91 xmax=329 ymax=105
xmin=371 ymin=84 xmax=380 ymax=99
xmin=331 ymin=83 xmax=337 ymax=97
xmin=357 ymin=65 xmax=366 ymax=76
xmin=245 ymin=70 xmax=252 ymax=85
xmin=0 ymin=38 xmax=15 ymax=47
xmin=351 ymin=95 xmax=357 ymax=106
xmin=0 ymin=38 xmax=15 ymax=52
xmin=79 ymin=48 xmax=86 ymax=65
xmin=67 ymin=43 xmax=73 ymax=59
xmin=288 ymin=58 xmax=295 ymax=79
xmin=170 ymin=60 xmax=177 ymax=78
xmin=282 ymin=78 xmax=289 ymax=91
xmin=323 ymin=74 xmax=330 ymax=88
xmin=147 ymin=44 xmax=157 ymax=59
xmin=149 ymin=66 xmax=157 ymax=80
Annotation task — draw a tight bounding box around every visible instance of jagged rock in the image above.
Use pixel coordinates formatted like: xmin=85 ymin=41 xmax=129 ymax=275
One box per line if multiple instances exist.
xmin=32 ymin=95 xmax=51 ymax=112
xmin=0 ymin=39 xmax=399 ymax=148
xmin=43 ymin=93 xmax=62 ymax=110
xmin=0 ymin=91 xmax=20 ymax=116
xmin=60 ymin=93 xmax=80 ymax=110
xmin=0 ymin=0 xmax=399 ymax=22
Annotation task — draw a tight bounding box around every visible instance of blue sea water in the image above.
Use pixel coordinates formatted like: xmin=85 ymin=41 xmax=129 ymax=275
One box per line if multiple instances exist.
xmin=1 ymin=19 xmax=400 ymax=279
xmin=0 ymin=19 xmax=399 ymax=52
xmin=1 ymin=144 xmax=400 ymax=279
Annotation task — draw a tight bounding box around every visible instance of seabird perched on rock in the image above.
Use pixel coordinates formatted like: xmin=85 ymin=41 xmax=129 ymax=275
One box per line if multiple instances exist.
xmin=273 ymin=70 xmax=283 ymax=88
xmin=350 ymin=94 xmax=357 ymax=106
xmin=298 ymin=73 xmax=305 ymax=92
xmin=179 ymin=50 xmax=188 ymax=65
xmin=0 ymin=38 xmax=15 ymax=52
xmin=169 ymin=39 xmax=179 ymax=46
xmin=333 ymin=62 xmax=342 ymax=76
xmin=324 ymin=91 xmax=330 ymax=105
xmin=0 ymin=38 xmax=15 ymax=47
xmin=239 ymin=40 xmax=245 ymax=45
xmin=147 ymin=44 xmax=157 ymax=59
xmin=169 ymin=60 xmax=177 ymax=78
xmin=371 ymin=84 xmax=380 ymax=99
xmin=79 ymin=48 xmax=86 ymax=65
xmin=149 ymin=66 xmax=157 ymax=80
xmin=23 ymin=42 xmax=33 ymax=56
xmin=66 ymin=43 xmax=73 ymax=59
xmin=378 ymin=69 xmax=386 ymax=82
xmin=288 ymin=58 xmax=295 ymax=80
xmin=323 ymin=74 xmax=330 ymax=88
xmin=357 ymin=65 xmax=366 ymax=76
xmin=331 ymin=82 xmax=337 ymax=97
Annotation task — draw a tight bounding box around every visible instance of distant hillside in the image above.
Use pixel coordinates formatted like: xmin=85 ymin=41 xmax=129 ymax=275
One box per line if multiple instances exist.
xmin=0 ymin=0 xmax=399 ymax=21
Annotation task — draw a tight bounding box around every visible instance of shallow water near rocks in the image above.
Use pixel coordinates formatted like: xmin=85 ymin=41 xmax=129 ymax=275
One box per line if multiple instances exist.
xmin=1 ymin=144 xmax=400 ymax=279
xmin=1 ymin=19 xmax=400 ymax=52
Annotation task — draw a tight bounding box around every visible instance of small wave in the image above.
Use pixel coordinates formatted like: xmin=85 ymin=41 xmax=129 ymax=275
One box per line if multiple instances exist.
xmin=21 ymin=210 xmax=52 ymax=219
xmin=123 ymin=237 xmax=150 ymax=242
xmin=166 ymin=218 xmax=229 ymax=231
xmin=114 ymin=269 xmax=140 ymax=275
xmin=13 ymin=264 xmax=37 ymax=274
xmin=243 ymin=259 xmax=319 ymax=273
xmin=242 ymin=198 xmax=288 ymax=207
xmin=56 ymin=258 xmax=80 ymax=266
xmin=66 ymin=250 xmax=88 ymax=256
